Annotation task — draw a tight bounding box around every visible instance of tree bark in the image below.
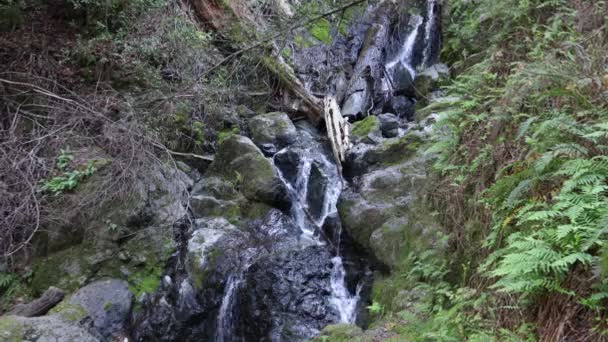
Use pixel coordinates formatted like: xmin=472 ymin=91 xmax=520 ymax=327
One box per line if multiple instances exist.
xmin=9 ymin=287 xmax=65 ymax=317
xmin=188 ymin=0 xmax=324 ymax=124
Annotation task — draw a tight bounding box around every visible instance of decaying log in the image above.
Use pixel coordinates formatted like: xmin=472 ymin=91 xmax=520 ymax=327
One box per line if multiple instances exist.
xmin=188 ymin=0 xmax=367 ymax=125
xmin=324 ymin=96 xmax=350 ymax=170
xmin=9 ymin=286 xmax=65 ymax=317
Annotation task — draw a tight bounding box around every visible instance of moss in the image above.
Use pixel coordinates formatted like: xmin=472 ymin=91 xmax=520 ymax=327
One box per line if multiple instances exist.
xmin=309 ymin=18 xmax=332 ymax=45
xmin=0 ymin=316 xmax=24 ymax=342
xmin=103 ymin=302 xmax=113 ymax=310
xmin=49 ymin=301 xmax=88 ymax=323
xmin=351 ymin=116 xmax=380 ymax=138
xmin=128 ymin=264 xmax=162 ymax=298
xmin=189 ymin=247 xmax=220 ymax=291
xmin=217 ymin=127 xmax=240 ymax=144
xmin=293 ymin=35 xmax=314 ymax=48
xmin=31 ymin=245 xmax=94 ymax=296
xmin=312 ymin=324 xmax=366 ymax=342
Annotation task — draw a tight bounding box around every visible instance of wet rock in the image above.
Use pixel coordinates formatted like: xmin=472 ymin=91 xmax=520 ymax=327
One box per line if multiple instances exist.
xmin=377 ymin=113 xmax=399 ymax=138
xmin=208 ymin=135 xmax=289 ymax=209
xmin=388 ymin=62 xmax=415 ymax=96
xmin=388 ymin=95 xmax=416 ymax=119
xmin=248 ymin=112 xmax=297 ymax=155
xmin=69 ymin=279 xmax=133 ymax=339
xmin=238 ymin=245 xmax=339 ymax=341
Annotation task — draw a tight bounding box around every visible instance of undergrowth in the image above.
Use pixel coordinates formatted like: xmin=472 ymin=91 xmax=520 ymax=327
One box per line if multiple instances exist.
xmin=387 ymin=0 xmax=608 ymax=340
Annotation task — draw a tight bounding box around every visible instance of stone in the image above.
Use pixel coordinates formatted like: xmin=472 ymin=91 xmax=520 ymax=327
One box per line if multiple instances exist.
xmin=69 ymin=279 xmax=133 ymax=339
xmin=311 ymin=324 xmax=367 ymax=342
xmin=350 ymin=116 xmax=381 ymax=145
xmin=388 ymin=95 xmax=416 ymax=119
xmin=0 ymin=314 xmax=99 ymax=341
xmin=239 ymin=245 xmax=339 ymax=341
xmin=208 ymin=135 xmax=290 ymax=209
xmin=377 ymin=113 xmax=400 ymax=138
xmin=388 ymin=62 xmax=415 ymax=96
xmin=414 ymin=63 xmax=450 ymax=100
xmin=248 ymin=112 xmax=297 ymax=155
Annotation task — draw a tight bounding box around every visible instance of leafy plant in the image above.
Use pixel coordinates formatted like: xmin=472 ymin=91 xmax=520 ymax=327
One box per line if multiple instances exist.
xmin=40 ymin=152 xmax=99 ymax=195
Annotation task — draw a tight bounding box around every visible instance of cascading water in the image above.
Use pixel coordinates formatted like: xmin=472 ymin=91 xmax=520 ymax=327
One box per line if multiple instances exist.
xmin=422 ymin=0 xmax=437 ymax=67
xmin=216 ymin=275 xmax=241 ymax=342
xmin=386 ymin=14 xmax=423 ymax=79
xmin=274 ymin=137 xmax=360 ymax=324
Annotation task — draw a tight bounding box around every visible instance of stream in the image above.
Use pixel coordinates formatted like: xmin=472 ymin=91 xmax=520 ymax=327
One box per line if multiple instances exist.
xmin=130 ymin=0 xmax=440 ymax=341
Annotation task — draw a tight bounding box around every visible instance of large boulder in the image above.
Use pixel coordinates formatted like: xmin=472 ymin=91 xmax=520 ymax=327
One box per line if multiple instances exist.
xmin=208 ymin=135 xmax=289 ymax=209
xmin=68 ymin=279 xmax=133 ymax=339
xmin=248 ymin=112 xmax=297 ymax=155
xmin=338 ymin=132 xmax=438 ymax=268
xmin=0 ymin=314 xmax=99 ymax=341
xmin=31 ymin=163 xmax=189 ymax=297
xmin=238 ymin=245 xmax=339 ymax=341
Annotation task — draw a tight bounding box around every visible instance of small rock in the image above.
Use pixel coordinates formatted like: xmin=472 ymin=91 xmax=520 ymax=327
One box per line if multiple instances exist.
xmin=118 ymin=251 xmax=130 ymax=262
xmin=389 ymin=96 xmax=416 ymax=119
xmin=160 ymin=66 xmax=180 ymax=82
xmin=378 ymin=113 xmax=400 ymax=138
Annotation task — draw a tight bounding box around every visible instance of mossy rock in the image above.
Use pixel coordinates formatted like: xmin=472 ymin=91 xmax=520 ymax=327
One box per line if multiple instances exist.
xmin=248 ymin=112 xmax=297 ymax=151
xmin=48 ymin=301 xmax=88 ymax=323
xmin=0 ymin=316 xmax=25 ymax=342
xmin=30 ymin=245 xmax=95 ymax=296
xmin=0 ymin=315 xmax=97 ymax=341
xmin=370 ymin=133 xmax=423 ymax=166
xmin=311 ymin=324 xmax=368 ymax=342
xmin=337 ymin=196 xmax=393 ymax=252
xmin=208 ymin=135 xmax=288 ymax=208
xmin=351 ymin=116 xmax=381 ymax=141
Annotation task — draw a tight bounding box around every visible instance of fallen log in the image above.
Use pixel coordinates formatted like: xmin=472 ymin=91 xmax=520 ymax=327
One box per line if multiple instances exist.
xmin=9 ymin=286 xmax=65 ymax=317
xmin=187 ymin=0 xmax=366 ymax=125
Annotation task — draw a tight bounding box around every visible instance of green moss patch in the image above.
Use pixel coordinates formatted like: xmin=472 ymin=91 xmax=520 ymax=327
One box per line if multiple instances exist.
xmin=0 ymin=316 xmax=24 ymax=342
xmin=309 ymin=18 xmax=332 ymax=45
xmin=49 ymin=301 xmax=88 ymax=323
xmin=351 ymin=116 xmax=380 ymax=138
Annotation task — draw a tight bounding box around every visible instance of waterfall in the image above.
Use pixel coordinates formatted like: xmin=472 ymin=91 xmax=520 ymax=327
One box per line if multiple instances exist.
xmin=386 ymin=14 xmax=423 ymax=79
xmin=216 ymin=275 xmax=241 ymax=342
xmin=422 ymin=0 xmax=437 ymax=67
xmin=274 ymin=142 xmax=360 ymax=324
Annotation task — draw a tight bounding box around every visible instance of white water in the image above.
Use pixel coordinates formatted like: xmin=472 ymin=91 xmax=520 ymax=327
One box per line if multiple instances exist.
xmin=216 ymin=275 xmax=241 ymax=342
xmin=422 ymin=0 xmax=437 ymax=67
xmin=273 ymin=144 xmax=359 ymax=324
xmin=386 ymin=14 xmax=423 ymax=79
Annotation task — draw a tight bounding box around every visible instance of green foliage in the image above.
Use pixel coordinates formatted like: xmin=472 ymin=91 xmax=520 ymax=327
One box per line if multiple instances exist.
xmin=424 ymin=0 xmax=608 ymax=337
xmin=0 ymin=271 xmax=29 ymax=312
xmin=309 ymin=18 xmax=332 ymax=45
xmin=40 ymin=150 xmax=99 ymax=195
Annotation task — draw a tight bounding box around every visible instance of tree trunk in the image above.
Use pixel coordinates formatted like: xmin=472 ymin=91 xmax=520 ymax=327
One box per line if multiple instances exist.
xmin=188 ymin=0 xmax=323 ymax=124
xmin=9 ymin=287 xmax=65 ymax=317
